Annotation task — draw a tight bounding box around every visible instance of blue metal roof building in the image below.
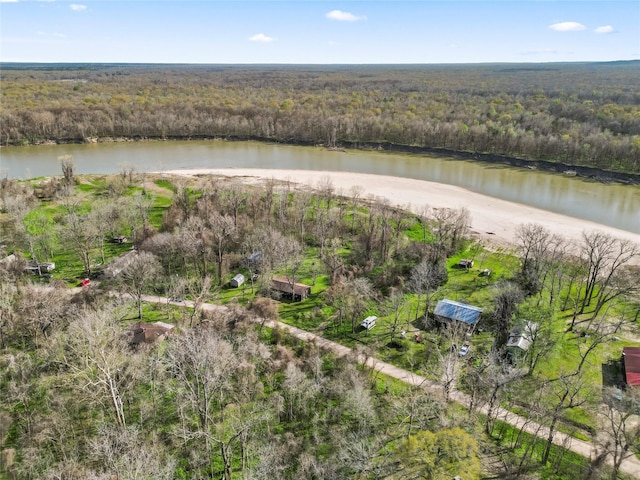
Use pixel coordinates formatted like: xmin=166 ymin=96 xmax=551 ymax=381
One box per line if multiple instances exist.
xmin=434 ymin=299 xmax=483 ymax=326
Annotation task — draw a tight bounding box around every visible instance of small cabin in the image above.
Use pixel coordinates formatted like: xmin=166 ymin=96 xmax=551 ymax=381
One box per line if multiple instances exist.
xmin=112 ymin=235 xmax=128 ymax=244
xmin=271 ymin=277 xmax=311 ymax=301
xmin=459 ymin=259 xmax=474 ymax=268
xmin=230 ymin=273 xmax=245 ymax=288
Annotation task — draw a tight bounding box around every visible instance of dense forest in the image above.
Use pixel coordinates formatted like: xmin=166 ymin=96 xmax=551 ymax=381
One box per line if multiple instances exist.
xmin=2 ymin=62 xmax=640 ymax=173
xmin=1 ymin=167 xmax=639 ymax=479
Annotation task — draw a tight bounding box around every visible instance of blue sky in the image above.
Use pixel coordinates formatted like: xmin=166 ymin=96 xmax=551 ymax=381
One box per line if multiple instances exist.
xmin=1 ymin=1 xmax=638 ymax=63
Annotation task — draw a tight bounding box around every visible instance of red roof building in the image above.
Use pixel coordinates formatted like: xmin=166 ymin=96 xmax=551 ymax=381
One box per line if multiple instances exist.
xmin=622 ymin=346 xmax=640 ymax=387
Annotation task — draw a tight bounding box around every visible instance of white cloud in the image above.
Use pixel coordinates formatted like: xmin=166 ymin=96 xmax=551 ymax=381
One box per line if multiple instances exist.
xmin=548 ymin=21 xmax=586 ymax=32
xmin=53 ymin=32 xmax=66 ymax=38
xmin=70 ymin=4 xmax=87 ymax=11
xmin=326 ymin=10 xmax=366 ymax=22
xmin=594 ymin=25 xmax=614 ymax=34
xmin=0 ymin=0 xmax=20 ymax=3
xmin=249 ymin=33 xmax=275 ymax=43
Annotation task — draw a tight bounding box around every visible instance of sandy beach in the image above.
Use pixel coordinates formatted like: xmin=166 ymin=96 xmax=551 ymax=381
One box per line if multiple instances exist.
xmin=160 ymin=168 xmax=640 ymax=252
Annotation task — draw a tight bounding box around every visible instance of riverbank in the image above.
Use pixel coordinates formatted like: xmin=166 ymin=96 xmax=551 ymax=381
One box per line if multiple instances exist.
xmin=160 ymin=168 xmax=640 ymax=254
xmin=6 ymin=135 xmax=639 ymax=185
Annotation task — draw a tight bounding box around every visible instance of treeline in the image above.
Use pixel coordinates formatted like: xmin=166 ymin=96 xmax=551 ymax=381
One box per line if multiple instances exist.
xmin=2 ymin=62 xmax=640 ymax=173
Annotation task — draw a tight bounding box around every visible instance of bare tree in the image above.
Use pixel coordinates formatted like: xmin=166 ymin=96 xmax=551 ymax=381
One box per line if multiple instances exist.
xmin=348 ymin=185 xmax=364 ymax=233
xmin=58 ymin=210 xmax=102 ymax=276
xmin=208 ymin=212 xmax=237 ymax=285
xmin=408 ymin=256 xmax=447 ymax=324
xmin=118 ymin=251 xmax=162 ymax=319
xmin=58 ymin=154 xmax=75 ymax=191
xmin=482 ymin=359 xmax=528 ymax=435
xmin=221 ymin=182 xmax=247 ymax=229
xmin=62 ymin=307 xmax=133 ymax=428
xmin=179 ymin=216 xmax=209 ymax=277
xmin=516 ymin=223 xmax=552 ymax=295
xmin=0 ymin=280 xmax=17 ymax=349
xmin=14 ymin=281 xmax=71 ymax=348
xmin=492 ymin=282 xmax=524 ymax=356
xmin=392 ymin=386 xmax=446 ymax=438
xmin=290 ymin=189 xmax=312 ymax=243
xmin=186 ymin=275 xmax=213 ymax=327
xmin=384 ymin=288 xmax=408 ymax=345
xmin=595 ymin=388 xmax=640 ymax=480
xmin=276 ymin=235 xmax=304 ymax=297
xmin=430 ymin=206 xmax=470 ymax=258
xmin=591 ymin=261 xmax=640 ymax=320
xmin=89 ymin=424 xmax=176 ymax=479
xmin=164 ymin=328 xmax=238 ymax=477
xmin=320 ymin=237 xmax=345 ymax=286
xmin=579 ymin=231 xmax=639 ymax=315
xmin=539 ymin=373 xmax=590 ymax=464
xmin=317 ymin=175 xmax=335 ymax=211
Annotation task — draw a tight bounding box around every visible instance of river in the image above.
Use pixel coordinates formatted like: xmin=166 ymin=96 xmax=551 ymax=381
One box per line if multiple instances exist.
xmin=1 ymin=140 xmax=639 ymax=234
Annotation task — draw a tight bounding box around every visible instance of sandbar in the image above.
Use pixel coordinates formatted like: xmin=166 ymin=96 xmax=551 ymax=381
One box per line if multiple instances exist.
xmin=159 ymin=168 xmax=640 ymax=252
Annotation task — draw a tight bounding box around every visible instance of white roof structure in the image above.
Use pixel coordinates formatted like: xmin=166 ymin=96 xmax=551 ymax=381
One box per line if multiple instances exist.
xmin=507 ymin=322 xmax=538 ymax=351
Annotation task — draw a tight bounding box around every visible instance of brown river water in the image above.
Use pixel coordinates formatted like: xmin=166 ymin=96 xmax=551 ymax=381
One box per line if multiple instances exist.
xmin=1 ymin=140 xmax=638 ymax=234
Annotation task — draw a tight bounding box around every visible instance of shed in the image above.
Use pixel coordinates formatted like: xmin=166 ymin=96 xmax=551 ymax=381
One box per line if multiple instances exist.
xmin=25 ymin=261 xmax=55 ymax=275
xmin=506 ymin=322 xmax=538 ymax=352
xmin=434 ymin=299 xmax=483 ymax=328
xmin=271 ymin=276 xmax=311 ymax=301
xmin=231 ymin=273 xmax=245 ymax=288
xmin=459 ymin=259 xmax=474 ymax=268
xmin=622 ymin=346 xmax=640 ymax=387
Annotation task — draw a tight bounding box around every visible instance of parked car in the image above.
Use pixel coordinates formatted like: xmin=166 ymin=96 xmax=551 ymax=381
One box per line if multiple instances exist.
xmin=80 ymin=278 xmax=91 ymax=287
xmin=458 ymin=344 xmax=471 ymax=357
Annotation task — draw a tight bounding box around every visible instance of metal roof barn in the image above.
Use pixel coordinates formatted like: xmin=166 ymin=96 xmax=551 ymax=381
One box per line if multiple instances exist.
xmin=434 ymin=299 xmax=483 ymax=326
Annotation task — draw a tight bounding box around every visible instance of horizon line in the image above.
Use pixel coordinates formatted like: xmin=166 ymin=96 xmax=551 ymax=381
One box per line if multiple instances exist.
xmin=2 ymin=59 xmax=639 ymax=66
